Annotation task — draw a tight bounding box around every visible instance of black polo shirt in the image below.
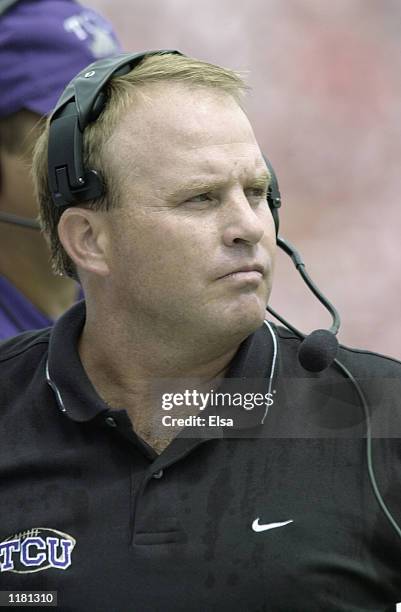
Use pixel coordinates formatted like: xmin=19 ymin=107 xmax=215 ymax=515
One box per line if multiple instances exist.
xmin=1 ymin=301 xmax=401 ymax=611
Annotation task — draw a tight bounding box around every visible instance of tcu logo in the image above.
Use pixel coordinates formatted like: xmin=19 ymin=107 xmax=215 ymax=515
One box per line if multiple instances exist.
xmin=63 ymin=10 xmax=119 ymax=58
xmin=0 ymin=528 xmax=76 ymax=574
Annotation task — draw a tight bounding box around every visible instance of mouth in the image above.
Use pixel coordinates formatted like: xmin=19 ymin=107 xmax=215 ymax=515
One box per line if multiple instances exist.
xmin=217 ymin=263 xmax=266 ymax=282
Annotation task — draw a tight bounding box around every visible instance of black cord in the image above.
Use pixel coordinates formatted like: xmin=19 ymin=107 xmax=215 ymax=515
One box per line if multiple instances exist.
xmin=0 ymin=212 xmax=41 ymax=230
xmin=332 ymin=357 xmax=401 ymax=541
xmin=276 ymin=236 xmax=341 ymax=334
xmin=267 ymin=304 xmax=401 ymax=542
xmin=269 ymin=234 xmax=401 ymax=541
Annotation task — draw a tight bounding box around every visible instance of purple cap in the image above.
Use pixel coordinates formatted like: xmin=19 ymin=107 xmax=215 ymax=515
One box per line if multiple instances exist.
xmin=0 ymin=0 xmax=122 ymax=118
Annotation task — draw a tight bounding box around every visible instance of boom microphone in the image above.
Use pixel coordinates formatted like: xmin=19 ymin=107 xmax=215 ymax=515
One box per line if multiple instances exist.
xmin=266 ymin=237 xmax=340 ymax=372
xmin=297 ymin=328 xmax=339 ymax=372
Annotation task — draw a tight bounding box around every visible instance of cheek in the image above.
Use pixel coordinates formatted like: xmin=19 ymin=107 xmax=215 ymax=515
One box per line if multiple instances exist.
xmin=110 ymin=218 xmax=201 ymax=287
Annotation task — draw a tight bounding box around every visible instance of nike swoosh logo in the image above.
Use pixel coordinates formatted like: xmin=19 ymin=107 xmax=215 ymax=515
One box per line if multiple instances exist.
xmin=252 ymin=518 xmax=294 ymax=532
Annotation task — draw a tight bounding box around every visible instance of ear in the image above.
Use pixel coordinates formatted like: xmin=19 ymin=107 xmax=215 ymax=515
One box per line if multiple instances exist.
xmin=57 ymin=208 xmax=110 ymax=277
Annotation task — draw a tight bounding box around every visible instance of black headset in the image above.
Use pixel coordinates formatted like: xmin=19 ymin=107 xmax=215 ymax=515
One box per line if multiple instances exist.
xmin=43 ymin=49 xmax=401 ymax=542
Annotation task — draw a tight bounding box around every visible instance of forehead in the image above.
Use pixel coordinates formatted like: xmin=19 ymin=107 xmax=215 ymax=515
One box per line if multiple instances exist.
xmin=104 ymin=82 xmax=265 ymax=189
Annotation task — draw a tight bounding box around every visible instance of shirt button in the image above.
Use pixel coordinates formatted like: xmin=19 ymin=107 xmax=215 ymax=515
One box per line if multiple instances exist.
xmin=152 ymin=469 xmax=164 ymax=479
xmin=105 ymin=416 xmax=117 ymax=428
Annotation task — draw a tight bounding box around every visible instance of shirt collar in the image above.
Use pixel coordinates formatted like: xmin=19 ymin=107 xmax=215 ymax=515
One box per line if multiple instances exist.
xmin=47 ymin=300 xmax=108 ymax=421
xmin=46 ymin=300 xmax=279 ymax=425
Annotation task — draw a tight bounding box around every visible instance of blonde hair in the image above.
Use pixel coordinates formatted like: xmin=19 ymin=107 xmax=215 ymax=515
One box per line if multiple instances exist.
xmin=32 ymin=52 xmax=249 ymax=278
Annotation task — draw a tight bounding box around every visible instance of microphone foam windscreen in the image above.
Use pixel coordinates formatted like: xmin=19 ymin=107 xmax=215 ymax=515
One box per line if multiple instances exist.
xmin=297 ymin=329 xmax=339 ymax=372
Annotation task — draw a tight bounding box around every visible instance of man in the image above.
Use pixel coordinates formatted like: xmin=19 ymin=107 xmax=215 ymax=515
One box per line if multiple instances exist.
xmin=0 ymin=51 xmax=400 ymax=611
xmin=0 ymin=0 xmax=121 ymax=339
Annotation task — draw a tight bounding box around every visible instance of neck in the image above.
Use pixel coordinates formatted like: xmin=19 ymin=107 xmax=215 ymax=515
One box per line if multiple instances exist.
xmin=78 ymin=301 xmax=244 ymax=452
xmin=79 ymin=307 xmax=240 ymax=399
xmin=0 ymin=225 xmax=78 ymax=319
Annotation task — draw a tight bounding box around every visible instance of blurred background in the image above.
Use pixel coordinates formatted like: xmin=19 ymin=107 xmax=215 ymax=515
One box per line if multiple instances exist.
xmin=86 ymin=0 xmax=401 ymax=359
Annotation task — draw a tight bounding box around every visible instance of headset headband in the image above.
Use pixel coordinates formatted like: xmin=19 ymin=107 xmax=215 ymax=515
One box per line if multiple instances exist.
xmin=48 ymin=50 xmax=181 ymax=207
xmin=47 ymin=49 xmax=281 ymax=234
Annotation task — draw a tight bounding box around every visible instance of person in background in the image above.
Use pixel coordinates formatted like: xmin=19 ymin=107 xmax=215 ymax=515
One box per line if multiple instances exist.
xmin=0 ymin=0 xmax=121 ymax=339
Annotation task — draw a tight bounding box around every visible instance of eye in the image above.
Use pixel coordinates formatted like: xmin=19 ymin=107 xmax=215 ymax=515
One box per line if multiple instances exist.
xmin=184 ymin=193 xmax=214 ymax=204
xmin=246 ymin=188 xmax=268 ymax=205
xmin=247 ymin=187 xmax=267 ymax=199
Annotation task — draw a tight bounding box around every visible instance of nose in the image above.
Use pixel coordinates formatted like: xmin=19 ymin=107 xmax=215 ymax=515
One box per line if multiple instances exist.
xmin=222 ymin=193 xmax=265 ymax=247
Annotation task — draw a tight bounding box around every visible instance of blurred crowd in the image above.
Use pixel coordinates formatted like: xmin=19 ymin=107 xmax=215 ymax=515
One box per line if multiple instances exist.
xmin=1 ymin=0 xmax=400 ymax=357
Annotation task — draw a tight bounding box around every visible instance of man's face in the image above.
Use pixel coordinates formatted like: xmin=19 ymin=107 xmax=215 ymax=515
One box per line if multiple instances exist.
xmin=103 ymin=83 xmax=277 ymax=341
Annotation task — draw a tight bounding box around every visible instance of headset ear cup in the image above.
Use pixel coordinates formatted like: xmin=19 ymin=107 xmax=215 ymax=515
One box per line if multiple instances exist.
xmin=48 ymin=49 xmax=183 ymax=207
xmin=266 ymin=196 xmax=279 ymax=237
xmin=263 ymin=155 xmax=281 ymax=238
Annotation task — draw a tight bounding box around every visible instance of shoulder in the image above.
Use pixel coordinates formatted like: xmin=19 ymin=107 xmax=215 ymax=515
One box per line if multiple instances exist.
xmin=0 ymin=329 xmax=51 ymax=410
xmin=273 ymin=324 xmax=401 ymax=377
xmin=272 ymin=324 xmax=401 ymax=438
xmin=0 ymin=327 xmax=51 ymax=372
xmin=337 ymin=343 xmax=401 ymax=378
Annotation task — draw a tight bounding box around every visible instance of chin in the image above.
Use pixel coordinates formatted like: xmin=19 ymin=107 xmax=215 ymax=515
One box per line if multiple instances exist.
xmin=217 ymin=295 xmax=267 ymax=338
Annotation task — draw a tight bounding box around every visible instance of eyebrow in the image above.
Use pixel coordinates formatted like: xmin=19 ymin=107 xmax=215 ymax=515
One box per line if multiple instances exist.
xmin=166 ymin=171 xmax=271 ymax=200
